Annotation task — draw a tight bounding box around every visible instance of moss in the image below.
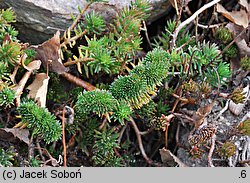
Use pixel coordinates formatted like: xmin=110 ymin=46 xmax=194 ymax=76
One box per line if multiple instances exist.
xmin=218 ymin=142 xmax=236 ymax=158
xmin=223 ymin=44 xmax=238 ymax=58
xmin=215 ymin=27 xmax=233 ymax=44
xmin=237 ymin=119 xmax=250 ymax=136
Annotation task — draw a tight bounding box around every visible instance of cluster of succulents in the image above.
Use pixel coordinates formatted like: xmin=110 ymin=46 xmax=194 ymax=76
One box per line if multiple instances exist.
xmin=18 ymin=100 xmax=62 ymax=143
xmin=111 ymin=48 xmax=170 ymax=109
xmin=92 ymin=129 xmax=122 ymax=166
xmin=214 ymin=26 xmax=237 ymax=58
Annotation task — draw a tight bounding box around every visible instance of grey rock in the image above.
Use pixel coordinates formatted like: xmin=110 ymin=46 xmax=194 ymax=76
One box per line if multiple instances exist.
xmin=0 ymin=0 xmax=171 ymax=44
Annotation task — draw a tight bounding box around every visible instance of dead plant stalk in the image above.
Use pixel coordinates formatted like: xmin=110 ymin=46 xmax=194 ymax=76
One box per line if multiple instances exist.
xmin=129 ymin=116 xmax=153 ymax=164
xmin=171 ymin=0 xmax=221 ymax=48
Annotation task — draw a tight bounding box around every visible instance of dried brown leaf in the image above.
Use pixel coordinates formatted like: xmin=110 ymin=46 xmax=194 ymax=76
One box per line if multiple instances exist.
xmin=239 ymin=0 xmax=249 ymax=12
xmin=31 ymin=31 xmax=66 ymax=74
xmin=24 ymin=60 xmax=42 ymax=71
xmin=236 ymin=39 xmax=250 ymax=56
xmin=217 ymin=4 xmax=249 ymax=28
xmin=159 ymin=148 xmax=187 ymax=167
xmin=27 ymin=73 xmax=50 ymax=107
xmin=226 ymin=23 xmax=250 ymax=57
xmin=0 ymin=128 xmax=30 ymax=145
xmin=192 ymin=102 xmax=214 ymax=129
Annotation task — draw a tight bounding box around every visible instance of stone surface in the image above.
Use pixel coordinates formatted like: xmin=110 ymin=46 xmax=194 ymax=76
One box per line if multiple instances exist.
xmin=0 ymin=0 xmax=171 ymax=44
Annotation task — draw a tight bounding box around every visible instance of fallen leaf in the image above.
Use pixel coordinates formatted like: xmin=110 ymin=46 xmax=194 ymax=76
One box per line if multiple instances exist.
xmin=27 ymin=73 xmax=50 ymax=107
xmin=24 ymin=60 xmax=42 ymax=71
xmin=236 ymin=39 xmax=250 ymax=56
xmin=239 ymin=0 xmax=249 ymax=12
xmin=12 ymin=60 xmax=42 ymax=101
xmin=30 ymin=31 xmax=66 ymax=74
xmin=217 ymin=4 xmax=249 ymax=28
xmin=159 ymin=148 xmax=187 ymax=167
xmin=226 ymin=23 xmax=250 ymax=57
xmin=0 ymin=128 xmax=30 ymax=145
xmin=192 ymin=102 xmax=215 ymax=129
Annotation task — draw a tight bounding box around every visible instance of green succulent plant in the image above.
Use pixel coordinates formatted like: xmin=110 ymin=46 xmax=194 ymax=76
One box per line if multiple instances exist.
xmin=0 ymin=41 xmax=22 ymax=67
xmin=204 ymin=61 xmax=231 ymax=87
xmin=0 ymin=8 xmax=18 ymax=43
xmin=133 ymin=48 xmax=170 ymax=89
xmin=187 ymin=41 xmax=231 ymax=87
xmin=18 ymin=100 xmax=62 ymax=144
xmin=76 ymin=89 xmax=117 ymax=117
xmin=83 ymin=11 xmax=106 ymax=35
xmin=237 ymin=119 xmax=250 ymax=136
xmin=189 ymin=41 xmax=221 ymax=66
xmin=0 ymin=8 xmax=16 ymax=23
xmin=110 ymin=74 xmax=149 ymax=109
xmin=218 ymin=141 xmax=236 ymax=159
xmin=92 ymin=129 xmax=122 ymax=166
xmin=0 ymin=146 xmax=15 ymax=167
xmin=0 ymin=87 xmax=15 ymax=107
xmin=111 ymin=48 xmax=170 ymax=109
xmin=72 ymin=0 xmax=151 ymax=77
xmin=81 ymin=35 xmax=120 ymax=75
xmin=215 ymin=27 xmax=233 ymax=44
xmin=214 ymin=27 xmax=238 ymax=58
xmin=112 ymin=102 xmax=132 ymax=125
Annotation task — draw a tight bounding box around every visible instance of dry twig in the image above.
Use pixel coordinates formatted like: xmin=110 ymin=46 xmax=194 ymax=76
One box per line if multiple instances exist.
xmin=64 ymin=57 xmax=94 ymax=66
xmin=161 ymin=114 xmax=175 ymax=148
xmin=171 ymin=0 xmax=221 ymax=47
xmin=129 ymin=116 xmax=153 ymax=164
xmin=60 ymin=72 xmax=95 ymax=91
xmin=141 ymin=21 xmax=152 ymax=49
xmin=98 ymin=117 xmax=107 ymax=130
xmin=61 ymin=2 xmax=91 ymax=47
xmin=62 ymin=107 xmax=67 ymax=167
xmin=208 ymin=134 xmax=216 ymax=167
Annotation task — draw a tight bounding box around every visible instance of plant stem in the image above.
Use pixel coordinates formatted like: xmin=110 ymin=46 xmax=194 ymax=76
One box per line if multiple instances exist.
xmin=64 ymin=57 xmax=94 ymax=66
xmin=67 ymin=3 xmax=91 ymax=34
xmin=129 ymin=116 xmax=153 ymax=164
xmin=62 ymin=107 xmax=67 ymax=167
xmin=60 ymin=72 xmax=95 ymax=91
xmin=208 ymin=134 xmax=216 ymax=167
